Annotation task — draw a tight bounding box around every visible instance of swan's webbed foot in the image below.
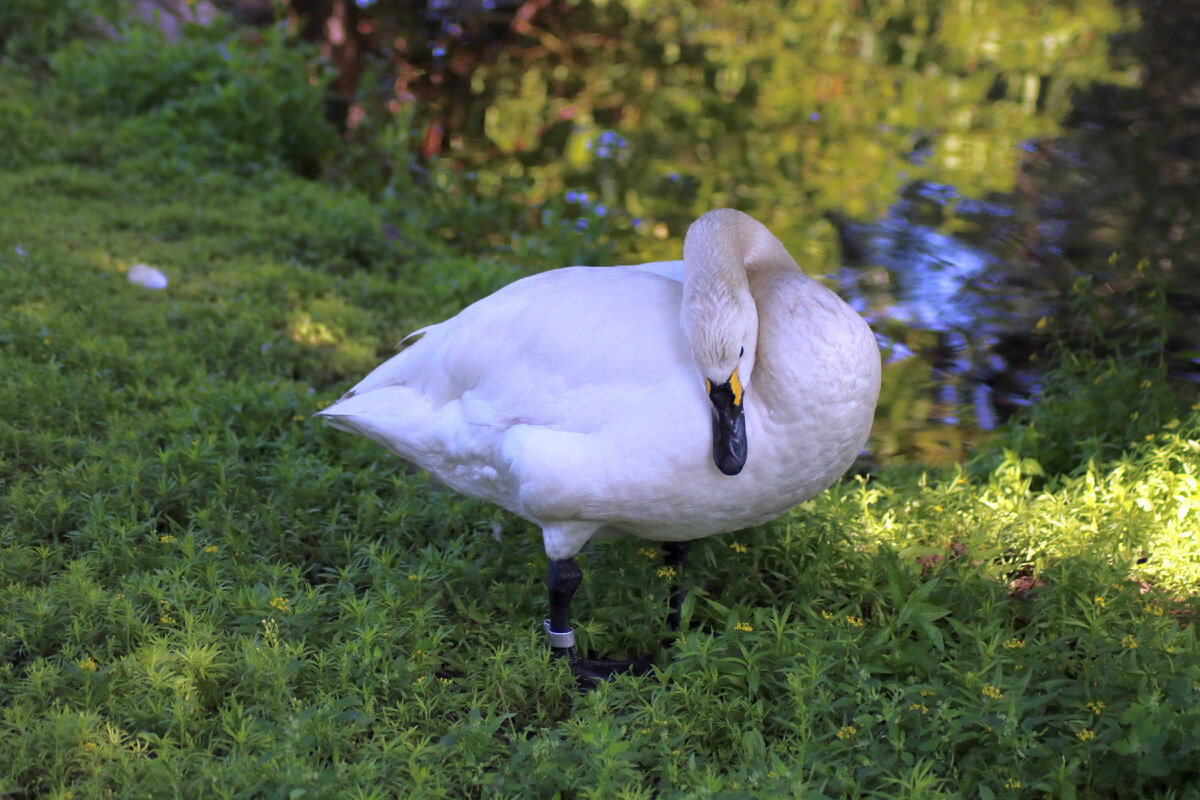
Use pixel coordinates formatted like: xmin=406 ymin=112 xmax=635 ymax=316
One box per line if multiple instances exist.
xmin=550 ymin=644 xmax=653 ymax=687
xmin=545 ymin=621 xmax=653 ymax=686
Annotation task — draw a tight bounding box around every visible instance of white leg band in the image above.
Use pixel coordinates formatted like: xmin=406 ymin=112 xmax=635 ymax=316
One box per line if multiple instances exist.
xmin=543 ymin=619 xmax=576 ymax=648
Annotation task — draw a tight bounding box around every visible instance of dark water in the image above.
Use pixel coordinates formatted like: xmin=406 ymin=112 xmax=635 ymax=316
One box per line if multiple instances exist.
xmin=333 ymin=0 xmax=1200 ymax=462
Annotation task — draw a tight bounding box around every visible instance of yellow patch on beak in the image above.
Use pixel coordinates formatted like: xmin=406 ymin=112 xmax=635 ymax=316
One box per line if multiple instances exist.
xmin=729 ymin=367 xmax=743 ymax=407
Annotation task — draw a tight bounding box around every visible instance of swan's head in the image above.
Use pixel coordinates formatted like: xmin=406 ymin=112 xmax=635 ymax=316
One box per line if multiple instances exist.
xmin=682 ymin=210 xmax=763 ymax=477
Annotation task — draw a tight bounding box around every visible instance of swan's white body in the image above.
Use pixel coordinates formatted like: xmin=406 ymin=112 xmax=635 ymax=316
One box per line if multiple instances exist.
xmin=319 ymin=210 xmax=880 ymax=561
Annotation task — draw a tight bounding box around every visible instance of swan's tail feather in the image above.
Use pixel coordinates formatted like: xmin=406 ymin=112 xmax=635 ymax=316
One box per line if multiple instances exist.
xmin=315 ymin=386 xmax=437 ymax=460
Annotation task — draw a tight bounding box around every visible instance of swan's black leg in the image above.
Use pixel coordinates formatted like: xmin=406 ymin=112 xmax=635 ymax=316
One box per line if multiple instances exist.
xmin=545 ymin=557 xmax=652 ymax=687
xmin=662 ymin=541 xmax=692 ymax=631
xmin=546 ymin=557 xmax=582 ymax=661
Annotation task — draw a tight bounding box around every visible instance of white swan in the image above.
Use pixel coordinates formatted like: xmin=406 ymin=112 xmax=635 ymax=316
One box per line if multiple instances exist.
xmin=318 ymin=209 xmax=880 ymax=681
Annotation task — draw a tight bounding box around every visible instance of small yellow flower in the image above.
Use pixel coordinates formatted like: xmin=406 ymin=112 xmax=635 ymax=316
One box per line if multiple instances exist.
xmin=1166 ymin=646 xmax=1176 ymax=654
xmin=1140 ymin=380 xmax=1153 ymax=389
xmin=657 ymin=567 xmax=677 ymax=579
xmin=1094 ymin=596 xmax=1107 ymax=608
xmin=1036 ymin=316 xmax=1049 ymax=330
xmin=1076 ymin=729 xmax=1096 ymax=741
xmin=821 ymin=610 xmax=835 ymax=620
xmin=982 ymin=685 xmax=1004 ymax=700
xmin=836 ymin=725 xmax=857 ymax=740
xmin=438 ymin=677 xmax=452 ymax=685
xmin=160 ymin=614 xmax=177 ymax=625
xmin=159 ymin=535 xmax=177 ymax=544
xmin=204 ymin=545 xmax=218 ymax=554
xmin=82 ymin=741 xmax=98 ymax=753
xmin=846 ymin=615 xmax=865 ymax=627
xmin=1005 ymin=778 xmax=1021 ymax=790
xmin=415 ymin=675 xmax=426 ymax=685
xmin=639 ymin=548 xmax=657 ymax=559
xmin=78 ymin=656 xmax=97 ymax=672
xmin=1003 ymin=638 xmax=1024 ymax=649
xmin=909 ymin=703 xmax=928 ymax=714
xmin=640 ymin=727 xmax=651 ymax=734
xmin=1151 ymin=604 xmax=1164 ymax=617
xmin=408 ymin=573 xmax=423 ymax=581
xmin=1191 ymin=401 xmax=1200 ymax=411
xmin=729 ymin=542 xmax=747 ymax=553
xmin=269 ymin=597 xmax=289 ymax=612
xmin=411 ymin=649 xmax=426 ymax=659
xmin=734 ymin=621 xmax=753 ymax=632
xmin=1130 ymin=411 xmax=1139 ymax=421
xmin=1087 ymin=700 xmax=1106 ymax=715
xmin=1122 ymin=635 xmax=1138 ymax=649
xmin=114 ymin=593 xmax=124 ymax=601
xmin=919 ymin=689 xmax=936 ymax=698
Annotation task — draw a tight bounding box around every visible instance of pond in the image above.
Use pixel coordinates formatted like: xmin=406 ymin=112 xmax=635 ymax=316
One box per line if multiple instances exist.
xmin=328 ymin=0 xmax=1200 ymax=463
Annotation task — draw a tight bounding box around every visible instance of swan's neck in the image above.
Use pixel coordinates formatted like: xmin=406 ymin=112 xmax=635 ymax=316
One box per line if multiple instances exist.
xmin=680 ymin=210 xmax=799 ymax=386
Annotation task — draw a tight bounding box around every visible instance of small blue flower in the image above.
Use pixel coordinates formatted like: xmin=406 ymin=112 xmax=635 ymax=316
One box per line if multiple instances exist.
xmin=565 ymin=191 xmax=579 ymax=203
xmin=809 ymin=111 xmax=820 ymax=122
xmin=432 ymin=45 xmax=446 ymax=58
xmin=595 ymin=205 xmax=607 ymax=217
xmin=575 ymin=219 xmax=589 ymax=230
xmin=631 ymin=218 xmax=642 ymax=227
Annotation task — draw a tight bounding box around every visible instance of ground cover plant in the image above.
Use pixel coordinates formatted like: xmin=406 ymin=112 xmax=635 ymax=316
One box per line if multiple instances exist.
xmin=2 ymin=11 xmax=1199 ymax=800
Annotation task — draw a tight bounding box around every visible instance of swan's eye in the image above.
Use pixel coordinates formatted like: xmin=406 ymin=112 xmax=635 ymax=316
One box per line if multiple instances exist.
xmin=739 ymin=346 xmax=744 ymax=358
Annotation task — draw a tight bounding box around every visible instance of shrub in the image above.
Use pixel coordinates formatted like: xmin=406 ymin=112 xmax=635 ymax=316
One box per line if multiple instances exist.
xmin=0 ymin=0 xmax=122 ymax=65
xmin=52 ymin=21 xmax=338 ymax=176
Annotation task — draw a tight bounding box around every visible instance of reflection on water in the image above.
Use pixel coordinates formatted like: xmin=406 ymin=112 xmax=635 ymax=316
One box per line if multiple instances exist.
xmin=320 ymin=0 xmax=1200 ymax=462
xmin=828 ymin=179 xmax=1050 ymax=433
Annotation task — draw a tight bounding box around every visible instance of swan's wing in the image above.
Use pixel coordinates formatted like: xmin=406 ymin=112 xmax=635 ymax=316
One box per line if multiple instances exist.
xmin=317 ymin=266 xmax=706 ymax=512
xmin=622 ymin=259 xmax=684 ymax=283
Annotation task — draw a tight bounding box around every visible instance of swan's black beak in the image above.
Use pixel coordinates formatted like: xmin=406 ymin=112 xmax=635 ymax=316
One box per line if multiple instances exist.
xmin=707 ymin=369 xmax=747 ymax=476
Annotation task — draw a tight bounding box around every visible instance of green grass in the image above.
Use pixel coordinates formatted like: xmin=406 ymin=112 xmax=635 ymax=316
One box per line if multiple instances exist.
xmin=2 ymin=18 xmax=1200 ymax=800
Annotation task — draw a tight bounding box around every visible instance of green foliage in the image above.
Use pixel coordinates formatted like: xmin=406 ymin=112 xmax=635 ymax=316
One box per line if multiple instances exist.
xmin=0 ymin=0 xmax=123 ymax=65
xmin=52 ymin=22 xmax=338 ymax=176
xmin=983 ymin=263 xmax=1186 ymax=479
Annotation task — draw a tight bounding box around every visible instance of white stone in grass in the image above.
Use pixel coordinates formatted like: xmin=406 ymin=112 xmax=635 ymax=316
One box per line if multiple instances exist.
xmin=127 ymin=264 xmax=168 ymax=289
